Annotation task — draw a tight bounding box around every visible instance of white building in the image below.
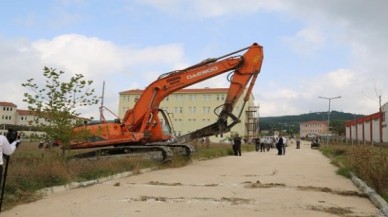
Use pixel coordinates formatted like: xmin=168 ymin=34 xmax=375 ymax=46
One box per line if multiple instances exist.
xmin=345 ymin=101 xmax=388 ymax=144
xmin=0 ymin=102 xmax=17 ymax=125
xmin=299 ymin=120 xmax=328 ymax=138
xmin=0 ymin=101 xmax=86 ymax=138
xmin=118 ymin=88 xmax=259 ymax=142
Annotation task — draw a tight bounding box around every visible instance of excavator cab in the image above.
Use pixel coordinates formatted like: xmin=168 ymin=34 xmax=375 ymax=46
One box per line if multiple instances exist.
xmin=157 ymin=109 xmax=175 ymax=141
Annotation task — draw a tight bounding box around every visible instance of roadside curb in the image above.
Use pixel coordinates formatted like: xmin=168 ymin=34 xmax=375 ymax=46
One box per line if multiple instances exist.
xmin=37 ymin=168 xmax=154 ymax=196
xmin=350 ymin=172 xmax=388 ymax=217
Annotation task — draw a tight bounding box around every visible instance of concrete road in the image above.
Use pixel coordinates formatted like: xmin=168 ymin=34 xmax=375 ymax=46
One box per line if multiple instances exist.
xmin=3 ymin=141 xmax=381 ymax=217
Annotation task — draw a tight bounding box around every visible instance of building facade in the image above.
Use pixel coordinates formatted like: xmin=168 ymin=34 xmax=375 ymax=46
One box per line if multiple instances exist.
xmin=0 ymin=102 xmax=17 ymax=125
xmin=345 ymin=101 xmax=388 ymax=144
xmin=118 ymin=88 xmax=259 ymax=142
xmin=0 ymin=102 xmax=51 ymax=127
xmin=0 ymin=101 xmax=85 ymax=138
xmin=299 ymin=120 xmax=328 ymax=138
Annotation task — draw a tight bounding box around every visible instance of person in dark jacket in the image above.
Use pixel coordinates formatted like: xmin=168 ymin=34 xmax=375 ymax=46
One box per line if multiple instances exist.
xmin=276 ymin=135 xmax=283 ymax=155
xmin=254 ymin=137 xmax=260 ymax=152
xmin=233 ymin=134 xmax=242 ymax=156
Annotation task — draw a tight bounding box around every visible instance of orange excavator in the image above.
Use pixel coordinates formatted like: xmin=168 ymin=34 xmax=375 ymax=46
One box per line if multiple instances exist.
xmin=71 ymin=43 xmax=264 ymax=160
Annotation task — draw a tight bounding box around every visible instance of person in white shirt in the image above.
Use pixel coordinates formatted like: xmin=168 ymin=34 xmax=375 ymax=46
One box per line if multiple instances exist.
xmin=0 ymin=128 xmax=20 ymax=183
xmin=282 ymin=137 xmax=287 ymax=155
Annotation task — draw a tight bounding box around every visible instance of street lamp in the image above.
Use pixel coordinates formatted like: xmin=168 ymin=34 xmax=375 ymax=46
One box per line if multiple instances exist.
xmin=318 ymin=96 xmax=341 ymax=145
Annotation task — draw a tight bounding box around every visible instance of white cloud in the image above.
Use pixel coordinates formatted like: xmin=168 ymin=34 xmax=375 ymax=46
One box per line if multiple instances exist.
xmin=0 ymin=34 xmax=186 ymax=118
xmin=282 ymin=26 xmax=326 ymax=55
xmin=32 ymin=34 xmax=124 ymax=79
xmin=325 ymin=69 xmax=357 ymax=88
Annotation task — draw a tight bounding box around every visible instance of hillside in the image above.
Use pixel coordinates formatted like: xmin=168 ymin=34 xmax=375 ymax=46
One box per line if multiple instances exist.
xmin=259 ymin=111 xmax=365 ymax=135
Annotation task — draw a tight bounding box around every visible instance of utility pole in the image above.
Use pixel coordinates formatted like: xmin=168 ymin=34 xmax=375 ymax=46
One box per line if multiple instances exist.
xmin=379 ymin=95 xmax=383 ymax=144
xmin=99 ymin=81 xmax=106 ymax=122
xmin=318 ymin=96 xmax=341 ymax=146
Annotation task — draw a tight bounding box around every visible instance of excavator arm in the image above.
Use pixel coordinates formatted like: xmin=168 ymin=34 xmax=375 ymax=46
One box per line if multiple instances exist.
xmin=122 ymin=43 xmax=263 ymax=140
xmin=176 ymin=43 xmax=263 ymax=142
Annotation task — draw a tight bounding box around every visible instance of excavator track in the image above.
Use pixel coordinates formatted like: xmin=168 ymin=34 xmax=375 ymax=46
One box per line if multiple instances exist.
xmin=71 ymin=146 xmax=172 ymax=162
xmin=70 ymin=143 xmax=195 ymax=162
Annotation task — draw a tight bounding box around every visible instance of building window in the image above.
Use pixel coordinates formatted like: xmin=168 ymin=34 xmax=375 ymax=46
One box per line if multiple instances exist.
xmin=175 ymin=95 xmax=184 ymax=101
xmin=188 ymin=107 xmax=196 ymax=113
xmin=203 ymin=94 xmax=211 ymax=101
xmin=189 ymin=95 xmax=196 ymax=101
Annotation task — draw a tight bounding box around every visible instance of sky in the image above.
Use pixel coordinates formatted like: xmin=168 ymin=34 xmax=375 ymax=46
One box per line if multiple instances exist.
xmin=1 ymin=0 xmax=387 ymax=119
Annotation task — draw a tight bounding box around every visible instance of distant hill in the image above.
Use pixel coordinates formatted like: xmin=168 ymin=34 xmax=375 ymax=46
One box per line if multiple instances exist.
xmin=259 ymin=111 xmax=365 ymax=135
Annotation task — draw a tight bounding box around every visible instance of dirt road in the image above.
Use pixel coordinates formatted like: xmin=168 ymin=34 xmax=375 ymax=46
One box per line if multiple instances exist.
xmin=3 ymin=141 xmax=381 ymax=217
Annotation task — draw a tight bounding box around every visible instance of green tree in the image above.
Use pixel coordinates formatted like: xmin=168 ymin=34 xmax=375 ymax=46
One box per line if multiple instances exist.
xmin=22 ymin=67 xmax=98 ymax=151
xmin=330 ymin=120 xmax=345 ymax=136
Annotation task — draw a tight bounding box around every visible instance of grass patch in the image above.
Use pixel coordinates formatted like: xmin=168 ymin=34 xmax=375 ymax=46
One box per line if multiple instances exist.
xmin=320 ymin=143 xmax=388 ymax=202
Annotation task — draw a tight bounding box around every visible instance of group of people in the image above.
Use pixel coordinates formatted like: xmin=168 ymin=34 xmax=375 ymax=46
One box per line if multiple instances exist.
xmin=233 ymin=135 xmax=301 ymax=156
xmin=253 ymin=136 xmax=288 ymax=155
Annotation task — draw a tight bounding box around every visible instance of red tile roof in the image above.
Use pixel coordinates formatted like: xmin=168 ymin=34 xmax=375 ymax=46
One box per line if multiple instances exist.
xmin=300 ymin=120 xmax=328 ymax=125
xmin=0 ymin=101 xmax=17 ymax=107
xmin=17 ymin=109 xmax=35 ymax=115
xmin=120 ymin=87 xmax=229 ymax=95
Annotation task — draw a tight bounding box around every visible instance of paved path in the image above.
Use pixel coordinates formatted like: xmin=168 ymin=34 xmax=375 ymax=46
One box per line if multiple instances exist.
xmin=3 ymin=141 xmax=381 ymax=217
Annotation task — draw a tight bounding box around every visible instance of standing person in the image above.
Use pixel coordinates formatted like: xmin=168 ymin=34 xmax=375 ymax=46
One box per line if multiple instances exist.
xmin=233 ymin=134 xmax=242 ymax=156
xmin=296 ymin=138 xmax=301 ymax=149
xmin=282 ymin=136 xmax=287 ymax=155
xmin=276 ymin=135 xmax=283 ymax=155
xmin=260 ymin=137 xmax=266 ymax=152
xmin=0 ymin=128 xmax=20 ymax=183
xmin=254 ymin=137 xmax=260 ymax=152
xmin=0 ymin=128 xmax=21 ymax=213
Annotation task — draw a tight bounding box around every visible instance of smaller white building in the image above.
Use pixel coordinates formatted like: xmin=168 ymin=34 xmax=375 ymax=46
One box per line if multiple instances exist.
xmin=299 ymin=120 xmax=328 ymax=138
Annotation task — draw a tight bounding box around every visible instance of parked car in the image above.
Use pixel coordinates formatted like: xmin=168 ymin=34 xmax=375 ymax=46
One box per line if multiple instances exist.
xmin=311 ymin=139 xmax=320 ymax=149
